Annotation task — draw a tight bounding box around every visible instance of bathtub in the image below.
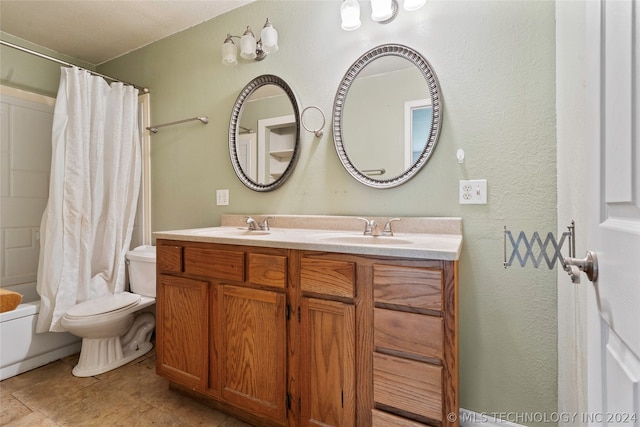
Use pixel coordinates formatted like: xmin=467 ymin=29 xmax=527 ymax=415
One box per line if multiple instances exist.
xmin=0 ymin=282 xmax=81 ymax=380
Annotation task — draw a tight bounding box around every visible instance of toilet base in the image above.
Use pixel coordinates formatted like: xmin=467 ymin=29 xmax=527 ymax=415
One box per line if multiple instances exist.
xmin=70 ymin=311 xmax=156 ymax=377
xmin=72 ymin=339 xmax=153 ymax=377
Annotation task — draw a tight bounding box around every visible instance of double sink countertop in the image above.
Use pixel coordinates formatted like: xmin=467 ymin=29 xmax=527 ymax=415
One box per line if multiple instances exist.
xmin=154 ymin=214 xmax=463 ymax=261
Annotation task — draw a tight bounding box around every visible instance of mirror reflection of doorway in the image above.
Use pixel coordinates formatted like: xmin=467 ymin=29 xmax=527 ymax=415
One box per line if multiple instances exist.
xmin=257 ymin=115 xmax=296 ymax=184
xmin=237 ymin=132 xmax=257 ymax=181
xmin=404 ymin=98 xmax=433 ymax=169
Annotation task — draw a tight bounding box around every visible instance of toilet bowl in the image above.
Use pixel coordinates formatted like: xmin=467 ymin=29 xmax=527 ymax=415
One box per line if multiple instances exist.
xmin=61 ymin=245 xmax=157 ymax=377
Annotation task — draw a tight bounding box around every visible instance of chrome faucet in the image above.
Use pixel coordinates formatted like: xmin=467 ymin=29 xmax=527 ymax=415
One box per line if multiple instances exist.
xmin=382 ymin=218 xmax=401 ymax=236
xmin=358 ymin=217 xmax=401 ymax=236
xmin=246 ymin=216 xmax=272 ymax=231
xmin=357 ymin=218 xmax=381 ymax=236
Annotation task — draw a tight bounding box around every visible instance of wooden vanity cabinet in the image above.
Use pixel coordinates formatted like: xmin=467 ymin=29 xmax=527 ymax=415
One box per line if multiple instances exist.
xmin=156 ymin=273 xmax=209 ymax=390
xmin=299 ymin=254 xmax=357 ymax=427
xmin=371 ymin=261 xmax=458 ymax=427
xmin=156 ymin=241 xmax=289 ymax=426
xmin=156 ymin=239 xmax=458 ymax=427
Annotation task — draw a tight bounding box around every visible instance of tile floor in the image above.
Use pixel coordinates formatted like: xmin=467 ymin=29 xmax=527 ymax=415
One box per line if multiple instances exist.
xmin=0 ymin=349 xmax=251 ymax=426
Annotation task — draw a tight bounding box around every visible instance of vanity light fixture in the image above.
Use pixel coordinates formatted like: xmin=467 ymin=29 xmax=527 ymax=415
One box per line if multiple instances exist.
xmin=221 ymin=18 xmax=278 ymax=64
xmin=341 ymin=0 xmax=426 ymax=30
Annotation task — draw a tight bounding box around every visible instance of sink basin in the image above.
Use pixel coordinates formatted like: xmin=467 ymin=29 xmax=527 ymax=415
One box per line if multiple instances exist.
xmin=314 ymin=234 xmax=413 ymax=246
xmin=190 ymin=227 xmax=270 ymax=237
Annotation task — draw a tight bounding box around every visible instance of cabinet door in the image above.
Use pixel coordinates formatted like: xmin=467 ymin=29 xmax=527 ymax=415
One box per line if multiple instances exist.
xmin=156 ymin=274 xmax=208 ymax=390
xmin=220 ymin=285 xmax=287 ymax=424
xmin=300 ymin=298 xmax=355 ymax=427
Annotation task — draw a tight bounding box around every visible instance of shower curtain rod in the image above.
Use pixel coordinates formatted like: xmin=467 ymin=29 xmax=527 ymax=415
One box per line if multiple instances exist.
xmin=0 ymin=40 xmax=149 ymax=93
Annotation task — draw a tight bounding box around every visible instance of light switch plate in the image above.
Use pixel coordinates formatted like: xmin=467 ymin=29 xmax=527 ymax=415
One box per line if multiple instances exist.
xmin=459 ymin=179 xmax=487 ymax=204
xmin=216 ymin=189 xmax=229 ymax=206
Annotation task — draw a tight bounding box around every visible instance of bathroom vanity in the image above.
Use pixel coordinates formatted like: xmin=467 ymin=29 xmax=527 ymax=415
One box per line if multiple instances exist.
xmin=154 ymin=215 xmax=461 ymax=427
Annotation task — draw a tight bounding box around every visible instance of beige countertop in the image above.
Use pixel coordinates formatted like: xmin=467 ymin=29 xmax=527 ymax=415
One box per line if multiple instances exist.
xmin=154 ymin=214 xmax=463 ymax=261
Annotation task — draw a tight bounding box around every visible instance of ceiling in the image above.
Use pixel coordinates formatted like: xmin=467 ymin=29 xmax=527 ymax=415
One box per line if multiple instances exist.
xmin=0 ymin=0 xmax=254 ymax=65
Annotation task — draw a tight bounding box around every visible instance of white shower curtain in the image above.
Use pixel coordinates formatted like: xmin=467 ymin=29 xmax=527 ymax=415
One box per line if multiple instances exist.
xmin=36 ymin=67 xmax=141 ymax=333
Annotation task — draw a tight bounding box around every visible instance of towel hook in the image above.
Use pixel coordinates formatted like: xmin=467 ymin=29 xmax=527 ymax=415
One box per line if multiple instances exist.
xmin=301 ymin=106 xmax=326 ymax=138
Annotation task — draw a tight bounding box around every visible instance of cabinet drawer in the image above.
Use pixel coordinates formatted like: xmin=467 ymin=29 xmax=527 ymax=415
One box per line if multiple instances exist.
xmin=373 ymin=264 xmax=443 ymax=311
xmin=184 ymin=247 xmax=244 ymax=281
xmin=248 ymin=253 xmax=287 ymax=289
xmin=157 ymin=245 xmax=183 ymax=273
xmin=372 ymin=409 xmax=428 ymax=427
xmin=373 ymin=352 xmax=442 ymax=422
xmin=374 ymin=308 xmax=443 ymax=360
xmin=300 ymin=258 xmax=355 ymax=298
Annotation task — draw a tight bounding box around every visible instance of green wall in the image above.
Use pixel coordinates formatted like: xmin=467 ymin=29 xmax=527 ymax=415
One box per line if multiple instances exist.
xmin=100 ymin=1 xmax=557 ymax=421
xmin=3 ymin=0 xmax=558 ymax=424
xmin=1 ymin=32 xmax=95 ymax=97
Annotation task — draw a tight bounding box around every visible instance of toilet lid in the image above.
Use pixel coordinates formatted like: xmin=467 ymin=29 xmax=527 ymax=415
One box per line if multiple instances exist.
xmin=66 ymin=292 xmax=141 ymax=317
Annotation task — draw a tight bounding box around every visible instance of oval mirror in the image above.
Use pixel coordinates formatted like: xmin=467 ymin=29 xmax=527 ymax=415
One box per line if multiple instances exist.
xmin=229 ymin=74 xmax=301 ymax=192
xmin=333 ymin=44 xmax=443 ymax=188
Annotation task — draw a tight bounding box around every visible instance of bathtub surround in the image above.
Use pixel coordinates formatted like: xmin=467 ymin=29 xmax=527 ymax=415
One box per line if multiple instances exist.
xmin=0 ymin=282 xmax=81 ymax=381
xmin=1 ymin=1 xmax=558 ymax=425
xmin=36 ymin=68 xmax=141 ymax=332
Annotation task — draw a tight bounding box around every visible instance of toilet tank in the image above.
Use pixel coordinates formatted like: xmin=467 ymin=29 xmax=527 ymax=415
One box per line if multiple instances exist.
xmin=126 ymin=245 xmax=156 ymax=297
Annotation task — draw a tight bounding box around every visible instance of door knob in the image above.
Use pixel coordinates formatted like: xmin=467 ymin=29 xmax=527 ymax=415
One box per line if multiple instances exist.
xmin=563 ymin=250 xmax=598 ymax=284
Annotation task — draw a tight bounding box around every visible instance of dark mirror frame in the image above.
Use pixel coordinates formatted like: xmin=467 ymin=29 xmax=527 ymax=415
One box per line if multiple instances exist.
xmin=229 ymin=74 xmax=301 ymax=192
xmin=332 ymin=44 xmax=443 ymax=189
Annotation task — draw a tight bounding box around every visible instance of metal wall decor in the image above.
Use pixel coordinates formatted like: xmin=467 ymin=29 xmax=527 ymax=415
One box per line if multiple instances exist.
xmin=332 ymin=44 xmax=443 ymax=189
xmin=504 ymin=221 xmax=598 ymax=284
xmin=503 ymin=222 xmax=575 ymax=270
xmin=228 ymin=74 xmax=300 ymax=192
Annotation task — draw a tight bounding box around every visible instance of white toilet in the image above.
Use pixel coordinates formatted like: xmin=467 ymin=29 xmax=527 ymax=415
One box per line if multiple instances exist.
xmin=61 ymin=245 xmax=157 ymax=377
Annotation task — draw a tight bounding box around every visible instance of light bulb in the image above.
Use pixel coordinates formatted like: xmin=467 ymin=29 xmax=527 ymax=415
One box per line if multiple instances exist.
xmin=341 ymin=0 xmax=361 ymax=31
xmin=403 ymin=0 xmax=425 ymax=11
xmin=240 ymin=27 xmax=257 ymax=60
xmin=221 ymin=35 xmax=237 ymax=65
xmin=260 ymin=19 xmax=278 ymax=53
xmin=370 ymin=0 xmax=393 ymax=21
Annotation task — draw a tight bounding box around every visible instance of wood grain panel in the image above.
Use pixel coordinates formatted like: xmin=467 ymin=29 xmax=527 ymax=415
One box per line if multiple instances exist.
xmin=184 ymin=247 xmax=244 ymax=281
xmin=156 ymin=274 xmax=208 ymax=390
xmin=373 ymin=352 xmax=442 ymax=421
xmin=374 ymin=308 xmax=443 ymax=360
xmin=248 ymin=253 xmax=287 ymax=289
xmin=221 ymin=285 xmax=287 ymax=424
xmin=300 ymin=257 xmax=355 ymax=298
xmin=372 ymin=409 xmax=429 ymax=426
xmin=373 ymin=264 xmax=443 ymax=311
xmin=300 ymin=298 xmax=355 ymax=427
xmin=157 ymin=244 xmax=183 ymax=273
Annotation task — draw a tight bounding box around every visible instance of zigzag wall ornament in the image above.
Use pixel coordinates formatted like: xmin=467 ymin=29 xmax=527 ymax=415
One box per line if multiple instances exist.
xmin=504 ymin=221 xmax=575 ymax=270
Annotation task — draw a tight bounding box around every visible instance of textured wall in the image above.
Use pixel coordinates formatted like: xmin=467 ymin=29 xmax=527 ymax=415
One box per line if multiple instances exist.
xmin=99 ymin=1 xmax=557 ymax=422
xmin=4 ymin=0 xmax=558 ymax=423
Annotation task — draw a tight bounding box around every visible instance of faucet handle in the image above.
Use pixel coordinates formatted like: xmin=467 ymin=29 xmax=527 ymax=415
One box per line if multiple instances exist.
xmin=260 ymin=216 xmax=274 ymax=231
xmin=245 ymin=216 xmax=258 ymax=230
xmin=383 ymin=218 xmax=401 ymax=236
xmin=356 ymin=217 xmax=373 ymax=235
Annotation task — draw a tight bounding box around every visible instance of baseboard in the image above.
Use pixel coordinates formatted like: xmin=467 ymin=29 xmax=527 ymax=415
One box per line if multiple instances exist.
xmin=460 ymin=409 xmax=526 ymax=427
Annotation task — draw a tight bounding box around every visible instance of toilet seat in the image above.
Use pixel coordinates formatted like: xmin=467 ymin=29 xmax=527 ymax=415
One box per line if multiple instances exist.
xmin=65 ymin=292 xmax=141 ymax=319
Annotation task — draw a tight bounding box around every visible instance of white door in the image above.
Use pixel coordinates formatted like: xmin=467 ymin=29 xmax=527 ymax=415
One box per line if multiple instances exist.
xmin=584 ymin=0 xmax=640 ymax=422
xmin=237 ymin=132 xmax=257 ymax=181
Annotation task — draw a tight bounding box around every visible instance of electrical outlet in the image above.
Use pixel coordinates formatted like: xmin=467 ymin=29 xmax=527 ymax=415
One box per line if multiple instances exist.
xmin=459 ymin=179 xmax=487 ymax=204
xmin=216 ymin=189 xmax=229 ymax=206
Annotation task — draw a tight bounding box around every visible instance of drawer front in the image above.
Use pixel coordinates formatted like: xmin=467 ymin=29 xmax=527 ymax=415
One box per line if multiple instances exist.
xmin=372 ymin=409 xmax=428 ymax=427
xmin=374 ymin=308 xmax=443 ymax=360
xmin=300 ymin=258 xmax=355 ymax=298
xmin=373 ymin=264 xmax=443 ymax=311
xmin=248 ymin=253 xmax=287 ymax=289
xmin=157 ymin=245 xmax=183 ymax=273
xmin=373 ymin=352 xmax=442 ymax=422
xmin=184 ymin=247 xmax=244 ymax=281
